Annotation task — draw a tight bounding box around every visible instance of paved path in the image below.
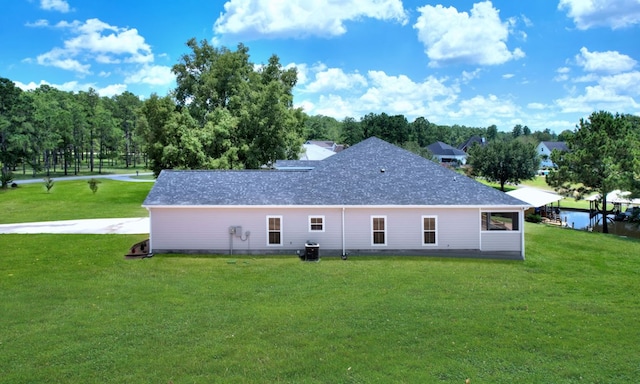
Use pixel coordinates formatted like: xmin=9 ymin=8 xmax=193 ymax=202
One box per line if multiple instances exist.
xmin=0 ymin=218 xmax=149 ymax=235
xmin=14 ymin=173 xmax=154 ymax=184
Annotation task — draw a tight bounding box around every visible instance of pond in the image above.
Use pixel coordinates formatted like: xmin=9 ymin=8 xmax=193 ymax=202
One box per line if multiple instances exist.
xmin=555 ymin=209 xmax=640 ymax=239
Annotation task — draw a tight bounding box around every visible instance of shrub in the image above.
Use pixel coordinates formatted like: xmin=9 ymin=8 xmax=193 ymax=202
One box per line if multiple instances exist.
xmin=88 ymin=178 xmax=101 ymax=193
xmin=525 ymin=213 xmax=542 ymax=223
xmin=43 ymin=177 xmax=54 ymax=193
xmin=1 ymin=170 xmax=14 ymax=189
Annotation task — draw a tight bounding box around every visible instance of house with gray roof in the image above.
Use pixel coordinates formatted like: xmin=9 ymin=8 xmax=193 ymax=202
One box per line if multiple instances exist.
xmin=427 ymin=141 xmax=469 ymax=164
xmin=143 ymin=137 xmax=529 ymax=259
xmin=537 ymin=141 xmax=568 ymax=168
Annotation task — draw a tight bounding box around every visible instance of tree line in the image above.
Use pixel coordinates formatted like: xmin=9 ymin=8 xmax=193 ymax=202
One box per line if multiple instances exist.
xmin=0 ymin=78 xmax=144 ymax=186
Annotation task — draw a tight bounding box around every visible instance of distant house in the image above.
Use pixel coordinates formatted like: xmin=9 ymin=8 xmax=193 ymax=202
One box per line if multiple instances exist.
xmin=305 ymin=140 xmax=345 ymax=153
xmin=142 ymin=137 xmax=529 ymax=260
xmin=427 ymin=141 xmax=468 ymax=164
xmin=300 ymin=143 xmax=336 ymax=160
xmin=537 ymin=141 xmax=568 ymax=168
xmin=458 ymin=136 xmax=486 ymax=153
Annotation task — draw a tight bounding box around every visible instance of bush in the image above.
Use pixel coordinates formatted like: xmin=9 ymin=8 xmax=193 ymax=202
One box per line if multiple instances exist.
xmin=526 ymin=213 xmax=543 ymax=223
xmin=87 ymin=178 xmax=101 ymax=193
xmin=43 ymin=177 xmax=54 ymax=193
xmin=1 ymin=170 xmax=14 ymax=189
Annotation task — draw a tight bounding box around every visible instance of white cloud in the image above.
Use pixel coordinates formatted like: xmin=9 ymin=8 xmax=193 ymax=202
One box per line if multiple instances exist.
xmin=502 ymin=73 xmax=515 ymax=79
xmin=555 ymin=71 xmax=640 ymax=114
xmin=576 ymin=47 xmax=637 ymax=74
xmin=33 ymin=18 xmax=154 ymax=74
xmin=25 ymin=19 xmax=50 ymax=27
xmin=295 ymin=66 xmax=459 ymax=120
xmin=558 ymin=0 xmax=640 ymax=29
xmin=40 ymin=0 xmax=71 ymax=13
xmin=413 ymin=1 xmax=525 ymax=67
xmin=554 ymin=66 xmax=571 ymax=82
xmin=527 ymin=102 xmax=547 ymax=110
xmin=13 ymin=79 xmax=126 ymax=96
xmin=213 ymin=0 xmax=407 ymax=39
xmin=451 ymin=94 xmax=520 ymax=119
xmin=461 ymin=69 xmax=482 ymax=83
xmin=303 ymin=68 xmax=367 ymax=93
xmin=125 ymin=65 xmax=175 ymax=86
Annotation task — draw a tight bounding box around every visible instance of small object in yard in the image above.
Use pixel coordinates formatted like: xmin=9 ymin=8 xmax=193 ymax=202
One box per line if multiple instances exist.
xmin=341 ymin=254 xmax=347 ymax=260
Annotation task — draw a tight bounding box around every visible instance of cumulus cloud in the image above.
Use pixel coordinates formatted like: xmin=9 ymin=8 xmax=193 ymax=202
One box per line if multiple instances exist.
xmin=294 ymin=64 xmax=459 ymax=120
xmin=575 ymin=47 xmax=637 ymax=74
xmin=13 ymin=79 xmax=126 ymax=96
xmin=40 ymin=0 xmax=71 ymax=13
xmin=555 ymin=71 xmax=640 ymax=113
xmin=125 ymin=65 xmax=175 ymax=86
xmin=33 ymin=18 xmax=154 ymax=74
xmin=303 ymin=68 xmax=368 ymax=93
xmin=413 ymin=1 xmax=525 ymax=67
xmin=558 ymin=0 xmax=640 ymax=29
xmin=213 ymin=0 xmax=407 ymax=39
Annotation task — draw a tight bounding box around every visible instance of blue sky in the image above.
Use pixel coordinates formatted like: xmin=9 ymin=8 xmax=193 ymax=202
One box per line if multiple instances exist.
xmin=2 ymin=0 xmax=639 ymax=133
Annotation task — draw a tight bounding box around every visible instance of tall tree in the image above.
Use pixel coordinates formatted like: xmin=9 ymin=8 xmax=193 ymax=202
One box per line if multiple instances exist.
xmin=547 ymin=111 xmax=639 ymax=233
xmin=468 ymin=139 xmax=538 ymax=191
xmin=170 ymin=39 xmax=305 ymax=170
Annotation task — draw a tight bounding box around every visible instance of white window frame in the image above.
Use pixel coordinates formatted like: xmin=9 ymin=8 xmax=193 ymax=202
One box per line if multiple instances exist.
xmin=371 ymin=215 xmax=387 ymax=246
xmin=422 ymin=215 xmax=438 ymax=246
xmin=481 ymin=211 xmax=521 ymax=232
xmin=308 ymin=215 xmax=325 ymax=232
xmin=266 ymin=215 xmax=283 ymax=246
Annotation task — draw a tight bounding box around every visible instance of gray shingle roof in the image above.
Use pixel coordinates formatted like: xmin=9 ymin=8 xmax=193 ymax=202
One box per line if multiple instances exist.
xmin=143 ymin=137 xmax=527 ymax=207
xmin=427 ymin=141 xmax=467 ymax=157
xmin=541 ymin=141 xmax=568 ymax=152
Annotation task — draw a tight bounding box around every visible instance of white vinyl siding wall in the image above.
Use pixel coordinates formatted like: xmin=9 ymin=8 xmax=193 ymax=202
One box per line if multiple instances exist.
xmin=147 ymin=206 xmax=520 ymax=255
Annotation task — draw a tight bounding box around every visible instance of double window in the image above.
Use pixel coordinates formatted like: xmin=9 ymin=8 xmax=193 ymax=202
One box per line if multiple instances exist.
xmin=422 ymin=216 xmax=437 ymax=245
xmin=308 ymin=216 xmax=324 ymax=232
xmin=371 ymin=216 xmax=386 ymax=245
xmin=482 ymin=212 xmax=519 ymax=231
xmin=267 ymin=216 xmax=282 ymax=245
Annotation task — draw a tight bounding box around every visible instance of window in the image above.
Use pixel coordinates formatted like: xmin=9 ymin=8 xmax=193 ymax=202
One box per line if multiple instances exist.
xmin=309 ymin=216 xmax=325 ymax=232
xmin=371 ymin=216 xmax=386 ymax=245
xmin=422 ymin=216 xmax=437 ymax=245
xmin=482 ymin=212 xmax=519 ymax=231
xmin=267 ymin=216 xmax=282 ymax=245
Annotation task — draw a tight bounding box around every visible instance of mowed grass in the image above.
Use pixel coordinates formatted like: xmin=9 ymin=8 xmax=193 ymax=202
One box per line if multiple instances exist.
xmin=2 ymin=226 xmax=640 ymax=383
xmin=0 ymin=179 xmax=152 ymax=224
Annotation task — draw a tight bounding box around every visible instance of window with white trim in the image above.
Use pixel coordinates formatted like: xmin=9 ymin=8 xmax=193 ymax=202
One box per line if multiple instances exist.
xmin=308 ymin=216 xmax=325 ymax=232
xmin=481 ymin=212 xmax=519 ymax=231
xmin=267 ymin=216 xmax=283 ymax=245
xmin=371 ymin=216 xmax=386 ymax=246
xmin=422 ymin=216 xmax=437 ymax=245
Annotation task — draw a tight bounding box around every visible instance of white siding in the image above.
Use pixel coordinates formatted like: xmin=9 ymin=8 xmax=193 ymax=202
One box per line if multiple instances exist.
xmin=148 ymin=206 xmax=522 ymax=256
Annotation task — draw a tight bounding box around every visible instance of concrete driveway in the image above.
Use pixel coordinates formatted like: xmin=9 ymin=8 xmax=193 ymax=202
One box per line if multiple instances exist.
xmin=0 ymin=218 xmax=149 ymax=234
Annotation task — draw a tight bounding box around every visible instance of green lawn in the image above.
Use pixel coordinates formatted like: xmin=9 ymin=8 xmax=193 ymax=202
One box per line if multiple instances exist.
xmin=1 ymin=226 xmax=640 ymax=383
xmin=0 ymin=179 xmax=152 ymax=224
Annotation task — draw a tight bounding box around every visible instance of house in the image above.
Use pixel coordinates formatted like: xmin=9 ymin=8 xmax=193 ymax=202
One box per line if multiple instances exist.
xmin=299 ymin=143 xmax=337 ymax=160
xmin=142 ymin=137 xmax=530 ymax=259
xmin=427 ymin=141 xmax=468 ymax=164
xmin=458 ymin=136 xmax=486 ymax=153
xmin=537 ymin=141 xmax=568 ymax=168
xmin=305 ymin=140 xmax=345 ymax=153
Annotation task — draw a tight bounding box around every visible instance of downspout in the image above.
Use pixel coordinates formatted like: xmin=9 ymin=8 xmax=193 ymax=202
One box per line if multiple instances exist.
xmin=147 ymin=208 xmax=153 ymax=253
xmin=342 ymin=207 xmax=346 ymax=256
xmin=521 ymin=207 xmax=526 ymax=260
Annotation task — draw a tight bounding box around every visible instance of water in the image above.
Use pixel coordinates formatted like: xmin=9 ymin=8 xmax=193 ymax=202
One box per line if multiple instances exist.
xmin=555 ymin=209 xmax=640 ymax=239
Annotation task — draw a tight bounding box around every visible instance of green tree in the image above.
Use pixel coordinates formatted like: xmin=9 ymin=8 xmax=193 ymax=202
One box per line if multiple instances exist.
xmin=0 ymin=78 xmax=26 ymax=184
xmin=170 ymin=39 xmax=305 ymax=170
xmin=547 ymin=111 xmax=639 ymax=233
xmin=469 ymin=139 xmax=538 ymax=191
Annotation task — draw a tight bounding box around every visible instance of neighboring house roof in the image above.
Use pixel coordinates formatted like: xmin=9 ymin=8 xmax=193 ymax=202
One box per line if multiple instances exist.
xmin=300 ymin=143 xmax=336 ymax=160
xmin=427 ymin=141 xmax=468 ymax=158
xmin=143 ymin=137 xmax=527 ymax=207
xmin=539 ymin=141 xmax=568 ymax=152
xmin=458 ymin=136 xmax=486 ymax=152
xmin=305 ymin=140 xmax=346 ymax=153
xmin=273 ymin=160 xmax=317 ymax=170
xmin=506 ymin=187 xmax=562 ymax=208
